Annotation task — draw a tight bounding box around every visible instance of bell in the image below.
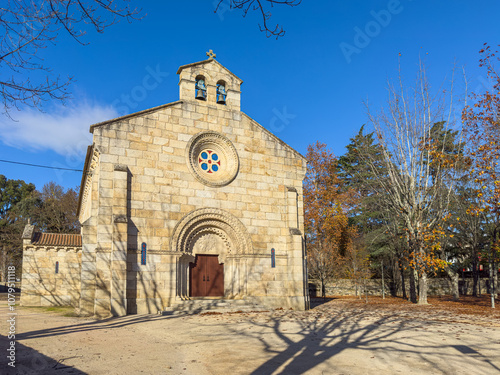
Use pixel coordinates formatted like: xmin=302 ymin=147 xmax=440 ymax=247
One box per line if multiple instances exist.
xmin=217 ymin=95 xmax=226 ymax=104
xmin=196 ymin=90 xmax=206 ymax=100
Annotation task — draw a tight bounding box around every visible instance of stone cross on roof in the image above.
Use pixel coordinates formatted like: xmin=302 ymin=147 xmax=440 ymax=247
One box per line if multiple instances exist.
xmin=206 ymin=49 xmax=216 ymax=60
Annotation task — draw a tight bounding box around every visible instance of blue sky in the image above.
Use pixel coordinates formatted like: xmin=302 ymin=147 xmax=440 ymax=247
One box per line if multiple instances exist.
xmin=1 ymin=0 xmax=499 ymax=191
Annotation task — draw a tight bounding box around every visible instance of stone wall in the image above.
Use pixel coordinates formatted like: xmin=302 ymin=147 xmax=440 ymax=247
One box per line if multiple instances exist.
xmin=20 ymin=247 xmax=82 ymax=307
xmin=309 ymin=278 xmax=492 ymax=297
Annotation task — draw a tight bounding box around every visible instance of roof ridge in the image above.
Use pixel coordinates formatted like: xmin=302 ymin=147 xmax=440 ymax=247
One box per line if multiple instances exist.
xmin=241 ymin=112 xmax=306 ymax=161
xmin=176 ymin=59 xmax=243 ymax=83
xmin=90 ymin=101 xmax=183 ymax=132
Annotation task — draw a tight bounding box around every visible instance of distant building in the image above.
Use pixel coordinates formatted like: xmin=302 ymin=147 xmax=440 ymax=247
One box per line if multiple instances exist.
xmin=21 ymin=53 xmax=308 ymax=317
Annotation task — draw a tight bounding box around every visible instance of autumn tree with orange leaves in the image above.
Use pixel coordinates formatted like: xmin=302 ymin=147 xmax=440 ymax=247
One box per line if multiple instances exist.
xmin=463 ymin=44 xmax=500 ymax=308
xmin=304 ymin=142 xmax=357 ymax=297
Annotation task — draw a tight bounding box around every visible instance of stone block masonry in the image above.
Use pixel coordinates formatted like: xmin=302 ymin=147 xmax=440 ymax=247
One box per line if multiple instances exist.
xmin=21 ymin=54 xmax=309 ymax=317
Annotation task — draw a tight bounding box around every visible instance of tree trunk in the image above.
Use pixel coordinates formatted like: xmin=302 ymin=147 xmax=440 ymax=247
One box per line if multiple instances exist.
xmin=364 ymin=277 xmax=368 ymax=303
xmin=489 ymin=260 xmax=496 ymax=309
xmin=494 ymin=230 xmax=499 ymax=300
xmin=451 ymin=273 xmax=460 ymax=301
xmin=472 ymin=255 xmax=479 ymax=297
xmin=389 ymin=258 xmax=398 ymax=297
xmin=490 ymin=230 xmax=498 ymax=307
xmin=418 ymin=271 xmax=429 ymax=304
xmin=462 ymin=268 xmax=467 ymax=296
xmin=409 ymin=269 xmax=417 ymax=303
xmin=398 ymin=258 xmax=407 ymax=300
xmin=0 ymin=247 xmax=5 ymax=283
xmin=494 ymin=259 xmax=498 ymax=299
xmin=479 ymin=271 xmax=481 ymax=295
xmin=381 ymin=261 xmax=385 ymax=299
xmin=444 ymin=266 xmax=460 ymax=301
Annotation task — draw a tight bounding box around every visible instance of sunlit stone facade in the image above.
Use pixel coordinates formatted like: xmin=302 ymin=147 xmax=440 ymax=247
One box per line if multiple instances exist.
xmin=22 ymin=56 xmax=309 ymax=317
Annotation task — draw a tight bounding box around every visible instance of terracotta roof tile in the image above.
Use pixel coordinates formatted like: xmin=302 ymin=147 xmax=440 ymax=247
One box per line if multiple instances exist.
xmin=31 ymin=232 xmax=82 ymax=247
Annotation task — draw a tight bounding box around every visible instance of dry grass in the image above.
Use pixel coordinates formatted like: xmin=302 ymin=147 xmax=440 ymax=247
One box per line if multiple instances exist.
xmin=311 ymin=295 xmax=500 ymax=327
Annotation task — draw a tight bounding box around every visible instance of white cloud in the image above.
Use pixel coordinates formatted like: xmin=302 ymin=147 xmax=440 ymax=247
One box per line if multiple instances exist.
xmin=0 ymin=101 xmax=119 ymax=157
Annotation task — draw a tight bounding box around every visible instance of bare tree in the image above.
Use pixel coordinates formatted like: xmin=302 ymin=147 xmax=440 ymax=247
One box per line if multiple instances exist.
xmin=214 ymin=0 xmax=301 ymax=38
xmin=34 ymin=182 xmax=80 ymax=233
xmin=364 ymin=59 xmax=466 ymax=304
xmin=0 ymin=0 xmax=141 ymax=118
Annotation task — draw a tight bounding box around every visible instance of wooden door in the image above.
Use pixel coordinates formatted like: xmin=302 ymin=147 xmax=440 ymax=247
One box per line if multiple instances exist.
xmin=190 ymin=255 xmax=204 ymax=297
xmin=189 ymin=255 xmax=224 ymax=297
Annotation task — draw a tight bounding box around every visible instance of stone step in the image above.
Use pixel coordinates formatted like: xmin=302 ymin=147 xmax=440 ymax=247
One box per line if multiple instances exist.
xmin=162 ymin=298 xmax=269 ymax=315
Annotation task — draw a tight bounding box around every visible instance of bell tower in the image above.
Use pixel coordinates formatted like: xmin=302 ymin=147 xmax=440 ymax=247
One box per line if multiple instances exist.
xmin=177 ymin=50 xmax=243 ymax=111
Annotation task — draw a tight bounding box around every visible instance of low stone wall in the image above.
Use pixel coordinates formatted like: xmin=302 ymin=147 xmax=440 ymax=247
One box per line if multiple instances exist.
xmin=21 ymin=247 xmax=82 ymax=307
xmin=309 ymin=278 xmax=492 ymax=297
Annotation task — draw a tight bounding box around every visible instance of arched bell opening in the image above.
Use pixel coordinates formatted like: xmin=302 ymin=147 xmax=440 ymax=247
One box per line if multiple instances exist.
xmin=216 ymin=80 xmax=227 ymax=104
xmin=195 ymin=75 xmax=207 ymax=101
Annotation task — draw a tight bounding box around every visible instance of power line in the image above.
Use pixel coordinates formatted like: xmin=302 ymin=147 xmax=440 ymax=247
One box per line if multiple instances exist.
xmin=0 ymin=159 xmax=83 ymax=172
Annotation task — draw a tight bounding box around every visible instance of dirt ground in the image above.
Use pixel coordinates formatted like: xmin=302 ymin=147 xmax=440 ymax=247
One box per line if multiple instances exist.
xmin=1 ymin=295 xmax=500 ymax=375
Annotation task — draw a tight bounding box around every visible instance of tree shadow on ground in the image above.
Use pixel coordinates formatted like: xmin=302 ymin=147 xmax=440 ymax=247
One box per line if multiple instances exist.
xmin=11 ymin=302 xmax=500 ymax=375
xmin=0 ymin=333 xmax=87 ymax=375
xmin=16 ymin=310 xmax=178 ymax=341
xmin=309 ymin=297 xmax=336 ymax=308
xmin=216 ymin=305 xmax=500 ymax=375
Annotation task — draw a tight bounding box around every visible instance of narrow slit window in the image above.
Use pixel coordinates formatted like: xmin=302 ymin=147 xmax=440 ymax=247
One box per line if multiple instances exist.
xmin=141 ymin=242 xmax=147 ymax=265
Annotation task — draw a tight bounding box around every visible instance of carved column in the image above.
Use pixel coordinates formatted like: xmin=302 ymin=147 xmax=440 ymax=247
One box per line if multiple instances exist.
xmin=177 ymin=253 xmax=195 ymax=300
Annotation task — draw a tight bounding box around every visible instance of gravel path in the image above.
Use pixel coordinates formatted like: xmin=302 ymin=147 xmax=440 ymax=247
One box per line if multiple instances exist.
xmin=1 ymin=298 xmax=500 ymax=374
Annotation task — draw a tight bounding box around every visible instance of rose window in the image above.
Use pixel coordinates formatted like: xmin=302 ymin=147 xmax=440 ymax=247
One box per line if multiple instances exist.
xmin=198 ymin=150 xmax=221 ymax=173
xmin=186 ymin=131 xmax=239 ymax=187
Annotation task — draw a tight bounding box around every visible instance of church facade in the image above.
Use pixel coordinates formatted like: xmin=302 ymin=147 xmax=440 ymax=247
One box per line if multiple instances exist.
xmin=21 ymin=54 xmax=309 ymax=317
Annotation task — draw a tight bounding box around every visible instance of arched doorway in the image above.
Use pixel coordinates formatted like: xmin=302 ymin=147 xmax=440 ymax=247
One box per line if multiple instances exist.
xmin=171 ymin=208 xmax=253 ymax=299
